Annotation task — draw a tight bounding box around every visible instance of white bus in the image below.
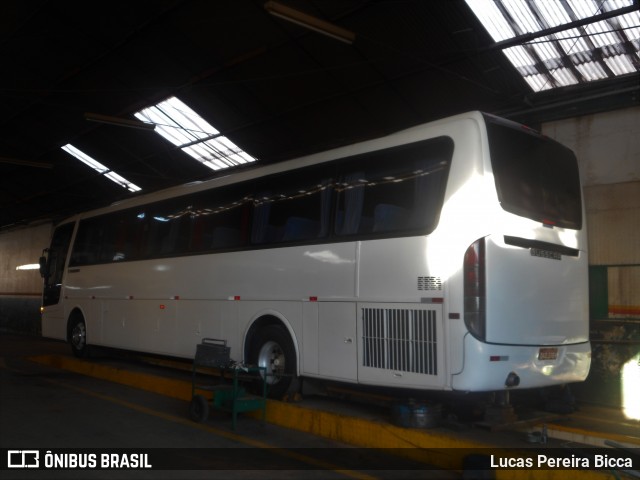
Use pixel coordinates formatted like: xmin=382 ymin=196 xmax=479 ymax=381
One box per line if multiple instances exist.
xmin=40 ymin=111 xmax=590 ymax=398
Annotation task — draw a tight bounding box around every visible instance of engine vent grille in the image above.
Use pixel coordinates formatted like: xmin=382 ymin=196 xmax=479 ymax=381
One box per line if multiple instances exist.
xmin=362 ymin=308 xmax=437 ymax=375
xmin=417 ymin=276 xmax=442 ymax=291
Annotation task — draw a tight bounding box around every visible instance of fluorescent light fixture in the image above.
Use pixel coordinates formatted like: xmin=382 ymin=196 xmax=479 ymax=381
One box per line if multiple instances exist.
xmin=134 ymin=97 xmax=258 ymax=172
xmin=84 ymin=112 xmax=156 ymax=131
xmin=465 ymin=0 xmax=640 ymax=92
xmin=61 ymin=144 xmax=142 ymax=192
xmin=265 ymin=1 xmax=355 ymax=44
xmin=16 ymin=264 xmax=40 ymax=271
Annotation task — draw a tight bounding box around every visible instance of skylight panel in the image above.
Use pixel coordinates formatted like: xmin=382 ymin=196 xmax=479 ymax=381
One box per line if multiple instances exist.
xmin=575 ymin=62 xmax=609 ymax=81
xmin=134 ymin=97 xmax=257 ymax=172
xmin=61 ymin=144 xmax=141 ymax=193
xmin=554 ymin=68 xmax=579 ymax=86
xmin=605 ymin=54 xmax=636 ymax=75
xmin=467 ymin=0 xmax=514 ymax=41
xmin=465 ymin=0 xmax=640 ymax=92
xmin=524 ymin=74 xmax=552 ymax=91
xmin=586 ymin=20 xmax=620 ymax=48
xmin=531 ymin=41 xmax=561 ymax=62
xmin=536 ymin=0 xmax=571 ymax=27
xmin=566 ymin=0 xmax=597 ymax=19
xmin=555 ymin=29 xmax=591 ymax=54
xmin=503 ymin=45 xmax=535 ymax=69
xmin=501 ymin=0 xmax=540 ymax=34
xmin=617 ymin=11 xmax=640 ymax=40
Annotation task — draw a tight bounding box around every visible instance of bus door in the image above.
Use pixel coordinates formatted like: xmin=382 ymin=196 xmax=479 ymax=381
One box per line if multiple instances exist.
xmin=40 ymin=222 xmax=75 ymax=339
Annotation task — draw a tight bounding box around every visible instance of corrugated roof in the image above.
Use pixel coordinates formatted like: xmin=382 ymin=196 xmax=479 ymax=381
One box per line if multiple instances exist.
xmin=465 ymin=0 xmax=640 ymax=91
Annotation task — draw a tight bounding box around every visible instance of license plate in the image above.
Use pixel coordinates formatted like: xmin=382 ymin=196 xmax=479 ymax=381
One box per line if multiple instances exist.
xmin=538 ymin=347 xmax=558 ymax=360
xmin=531 ymin=248 xmax=562 ymax=260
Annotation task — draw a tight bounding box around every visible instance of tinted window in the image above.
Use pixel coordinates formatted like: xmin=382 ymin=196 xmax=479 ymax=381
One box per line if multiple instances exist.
xmin=335 ymin=137 xmax=453 ymax=237
xmin=487 ymin=119 xmax=582 ymax=229
xmin=68 ymin=136 xmax=454 ymax=265
xmin=251 ymin=166 xmax=332 ymax=245
xmin=187 ymin=187 xmax=252 ymax=252
xmin=143 ymin=188 xmax=251 ymax=256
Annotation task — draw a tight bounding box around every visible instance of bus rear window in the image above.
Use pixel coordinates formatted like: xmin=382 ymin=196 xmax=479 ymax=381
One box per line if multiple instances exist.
xmin=487 ymin=119 xmax=582 ymax=230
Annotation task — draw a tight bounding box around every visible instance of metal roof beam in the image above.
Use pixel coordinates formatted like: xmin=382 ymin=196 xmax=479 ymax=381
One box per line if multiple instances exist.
xmin=486 ymin=4 xmax=639 ymax=51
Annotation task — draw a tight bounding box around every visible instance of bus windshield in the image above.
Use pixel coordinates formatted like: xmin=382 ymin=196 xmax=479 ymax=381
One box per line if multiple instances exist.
xmin=487 ymin=118 xmax=582 ymax=230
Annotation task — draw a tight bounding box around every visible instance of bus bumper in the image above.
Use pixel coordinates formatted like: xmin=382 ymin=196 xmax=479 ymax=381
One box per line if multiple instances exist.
xmin=451 ymin=335 xmax=591 ymax=392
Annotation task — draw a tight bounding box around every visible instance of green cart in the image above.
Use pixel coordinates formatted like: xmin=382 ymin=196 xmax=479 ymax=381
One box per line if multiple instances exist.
xmin=189 ymin=338 xmax=267 ymax=430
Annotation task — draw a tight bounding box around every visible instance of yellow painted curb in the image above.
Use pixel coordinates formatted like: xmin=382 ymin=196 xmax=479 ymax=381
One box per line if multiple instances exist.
xmin=29 ymin=354 xmax=193 ymax=401
xmin=27 ymin=355 xmax=616 ymax=480
xmin=543 ymin=424 xmax=640 ymax=448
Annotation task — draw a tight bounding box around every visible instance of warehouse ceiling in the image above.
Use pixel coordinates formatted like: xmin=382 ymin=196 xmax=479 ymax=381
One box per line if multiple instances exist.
xmin=1 ymin=0 xmax=638 ymax=231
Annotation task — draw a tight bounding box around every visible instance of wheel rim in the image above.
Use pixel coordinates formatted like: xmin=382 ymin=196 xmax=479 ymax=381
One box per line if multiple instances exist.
xmin=71 ymin=322 xmax=86 ymax=351
xmin=257 ymin=340 xmax=285 ymax=385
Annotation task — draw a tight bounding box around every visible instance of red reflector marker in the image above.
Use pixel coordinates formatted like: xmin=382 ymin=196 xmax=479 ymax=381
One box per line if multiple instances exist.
xmin=309 ymin=296 xmax=318 ymax=302
xmin=160 ymin=305 xmax=165 ymax=310
xmin=234 ymin=295 xmax=241 ymax=301
xmin=542 ymin=219 xmax=556 ymax=228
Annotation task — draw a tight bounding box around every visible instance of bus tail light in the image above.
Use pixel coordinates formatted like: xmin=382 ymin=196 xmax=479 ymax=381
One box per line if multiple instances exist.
xmin=464 ymin=237 xmax=486 ymax=341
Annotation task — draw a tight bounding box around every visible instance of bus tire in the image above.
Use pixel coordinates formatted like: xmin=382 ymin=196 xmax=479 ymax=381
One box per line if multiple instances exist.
xmin=249 ymin=324 xmax=299 ymax=400
xmin=189 ymin=394 xmax=209 ymax=423
xmin=69 ymin=314 xmax=89 ymax=358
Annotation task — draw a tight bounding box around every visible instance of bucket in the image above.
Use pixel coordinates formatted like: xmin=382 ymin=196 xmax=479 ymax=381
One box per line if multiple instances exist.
xmin=391 ymin=401 xmax=441 ymax=428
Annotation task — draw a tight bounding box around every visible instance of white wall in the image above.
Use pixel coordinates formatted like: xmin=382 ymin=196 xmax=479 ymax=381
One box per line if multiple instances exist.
xmin=0 ymin=222 xmax=52 ymax=333
xmin=0 ymin=223 xmax=52 ymax=295
xmin=543 ymin=106 xmax=639 ymax=267
xmin=543 ymin=107 xmax=639 ymax=409
xmin=542 ymin=106 xmax=640 ymax=187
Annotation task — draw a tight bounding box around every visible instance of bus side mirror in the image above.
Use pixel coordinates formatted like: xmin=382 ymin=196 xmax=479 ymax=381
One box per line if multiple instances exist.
xmin=39 ymin=252 xmax=48 ymax=278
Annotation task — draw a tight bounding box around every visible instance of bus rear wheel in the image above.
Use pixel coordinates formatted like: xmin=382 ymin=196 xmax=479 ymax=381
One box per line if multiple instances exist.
xmin=69 ymin=315 xmax=89 ymax=358
xmin=249 ymin=325 xmax=298 ymax=400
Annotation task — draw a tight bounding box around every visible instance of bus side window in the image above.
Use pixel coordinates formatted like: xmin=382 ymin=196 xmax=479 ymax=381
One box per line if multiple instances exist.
xmin=335 ymin=172 xmax=366 ymax=235
xmin=251 ymin=192 xmax=271 ymax=244
xmin=160 ymin=216 xmax=183 ymax=254
xmin=251 ymin=170 xmax=332 ymax=245
xmin=373 ymin=204 xmax=408 ymax=232
xmin=174 ymin=188 xmax=252 ymax=252
xmin=335 ymin=136 xmax=453 ymax=238
xmin=138 ymin=198 xmax=197 ymax=257
xmin=71 ymin=219 xmax=98 ymax=265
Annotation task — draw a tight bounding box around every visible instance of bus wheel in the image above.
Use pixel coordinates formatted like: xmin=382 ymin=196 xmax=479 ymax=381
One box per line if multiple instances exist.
xmin=250 ymin=325 xmax=298 ymax=399
xmin=189 ymin=394 xmax=209 ymax=423
xmin=69 ymin=315 xmax=89 ymax=358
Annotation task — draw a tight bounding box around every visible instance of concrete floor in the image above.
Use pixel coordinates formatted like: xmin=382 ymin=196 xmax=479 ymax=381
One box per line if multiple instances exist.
xmin=2 ymin=332 xmax=639 ymax=480
xmin=0 ymin=333 xmax=458 ymax=480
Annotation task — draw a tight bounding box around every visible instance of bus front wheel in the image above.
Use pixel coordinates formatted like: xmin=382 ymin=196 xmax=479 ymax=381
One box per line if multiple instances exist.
xmin=249 ymin=325 xmax=299 ymax=399
xmin=69 ymin=315 xmax=89 ymax=358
